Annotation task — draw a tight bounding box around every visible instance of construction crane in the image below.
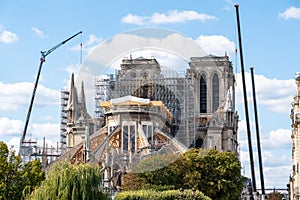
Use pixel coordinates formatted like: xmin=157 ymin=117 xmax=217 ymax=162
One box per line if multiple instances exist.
xmin=19 ymin=31 xmax=82 ymax=160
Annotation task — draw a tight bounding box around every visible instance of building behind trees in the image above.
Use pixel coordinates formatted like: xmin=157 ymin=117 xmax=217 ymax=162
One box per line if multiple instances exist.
xmin=57 ymin=54 xmax=239 ymax=190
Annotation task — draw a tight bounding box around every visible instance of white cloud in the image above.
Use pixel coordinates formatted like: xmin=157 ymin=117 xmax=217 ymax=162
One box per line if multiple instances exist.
xmin=108 ymin=49 xmax=189 ymax=73
xmin=30 ymin=123 xmax=60 ymax=137
xmin=85 ymin=35 xmax=103 ymax=47
xmin=222 ymin=0 xmax=234 ymax=11
xmin=121 ymin=10 xmax=217 ymax=25
xmin=236 ymin=73 xmax=295 ymax=113
xmin=151 ymin=10 xmax=217 ymax=24
xmin=263 ymin=150 xmax=292 ymax=168
xmin=240 ymin=148 xmax=292 ymax=188
xmin=79 ymin=28 xmax=206 ymax=114
xmin=196 ymin=35 xmax=236 ymax=57
xmin=236 ymin=120 xmax=288 ymax=152
xmin=0 ymin=116 xmax=59 ymax=138
xmin=279 ymin=6 xmax=300 ymax=20
xmin=70 ymin=34 xmax=102 ymax=52
xmin=5 ymin=137 xmax=22 ymax=152
xmin=263 ymin=166 xmax=291 ymax=188
xmin=239 ymin=150 xmax=250 ymax=167
xmin=63 ymin=64 xmax=81 ymax=85
xmin=85 ymin=30 xmax=205 ymax=68
xmin=261 ymin=129 xmax=291 ymax=150
xmin=69 ymin=34 xmax=103 ymax=66
xmin=122 ymin=14 xmax=147 ymax=25
xmin=238 ymin=119 xmax=292 ymax=187
xmin=0 ymin=118 xmax=59 ymax=138
xmin=0 ymin=30 xmax=18 ymax=43
xmin=0 ymin=81 xmax=60 ymax=112
xmin=0 ymin=117 xmax=23 ymax=136
xmin=238 ymin=122 xmax=292 ymax=154
xmin=32 ymin=27 xmax=46 ymax=38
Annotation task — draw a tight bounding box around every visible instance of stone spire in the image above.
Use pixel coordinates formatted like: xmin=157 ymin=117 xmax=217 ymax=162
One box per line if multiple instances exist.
xmin=80 ymin=81 xmax=87 ymax=114
xmin=66 ymin=73 xmax=78 ymax=123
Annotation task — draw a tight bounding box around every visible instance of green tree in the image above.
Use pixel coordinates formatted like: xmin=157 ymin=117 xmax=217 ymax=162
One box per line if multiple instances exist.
xmin=0 ymin=141 xmax=12 ymax=199
xmin=123 ymin=153 xmax=180 ymax=190
xmin=267 ymin=191 xmax=283 ymax=200
xmin=0 ymin=141 xmax=45 ymax=200
xmin=21 ymin=158 xmax=46 ymax=195
xmin=25 ymin=162 xmax=110 ymax=200
xmin=0 ymin=141 xmax=25 ymax=199
xmin=132 ymin=153 xmax=179 ymax=188
xmin=122 ymin=148 xmax=245 ymax=200
xmin=177 ymin=148 xmax=245 ymax=200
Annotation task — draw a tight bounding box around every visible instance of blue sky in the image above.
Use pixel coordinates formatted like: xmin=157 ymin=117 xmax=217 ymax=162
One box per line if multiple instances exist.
xmin=1 ymin=0 xmax=299 ymax=190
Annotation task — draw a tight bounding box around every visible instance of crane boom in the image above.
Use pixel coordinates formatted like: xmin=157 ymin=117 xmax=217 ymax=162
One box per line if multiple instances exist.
xmin=20 ymin=31 xmax=82 ymax=148
xmin=41 ymin=31 xmax=82 ymax=60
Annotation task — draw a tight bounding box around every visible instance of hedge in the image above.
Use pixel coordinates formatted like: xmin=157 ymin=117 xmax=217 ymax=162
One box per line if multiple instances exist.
xmin=114 ymin=189 xmax=211 ymax=200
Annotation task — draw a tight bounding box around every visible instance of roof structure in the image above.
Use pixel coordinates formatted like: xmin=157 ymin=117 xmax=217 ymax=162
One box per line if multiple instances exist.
xmin=100 ymin=95 xmax=173 ymax=120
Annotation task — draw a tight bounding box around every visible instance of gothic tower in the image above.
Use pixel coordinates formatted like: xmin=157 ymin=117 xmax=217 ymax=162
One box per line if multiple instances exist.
xmin=188 ymin=54 xmax=235 ymax=114
xmin=187 ymin=54 xmax=238 ymax=152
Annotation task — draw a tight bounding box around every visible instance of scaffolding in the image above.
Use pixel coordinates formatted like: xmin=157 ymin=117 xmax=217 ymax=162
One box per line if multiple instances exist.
xmin=19 ymin=136 xmax=61 ymax=166
xmin=95 ymin=75 xmax=114 ymax=118
xmin=94 ymin=57 xmax=197 ymax=147
xmin=19 ymin=90 xmax=66 ymax=165
xmin=60 ymin=89 xmax=69 ymax=153
xmin=93 ymin=55 xmax=239 ymax=152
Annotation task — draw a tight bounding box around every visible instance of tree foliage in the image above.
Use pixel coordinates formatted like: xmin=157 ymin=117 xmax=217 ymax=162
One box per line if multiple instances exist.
xmin=125 ymin=153 xmax=179 ymax=190
xmin=122 ymin=148 xmax=245 ymax=200
xmin=25 ymin=162 xmax=109 ymax=200
xmin=178 ymin=148 xmax=245 ymax=200
xmin=22 ymin=159 xmax=46 ymax=195
xmin=267 ymin=191 xmax=283 ymax=200
xmin=0 ymin=141 xmax=45 ymax=200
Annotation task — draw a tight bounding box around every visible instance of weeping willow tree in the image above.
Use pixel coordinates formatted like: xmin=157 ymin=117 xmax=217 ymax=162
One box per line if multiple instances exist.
xmin=24 ymin=162 xmax=110 ymax=200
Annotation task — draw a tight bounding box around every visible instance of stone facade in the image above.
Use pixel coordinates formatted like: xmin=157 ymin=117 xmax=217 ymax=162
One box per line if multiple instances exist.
xmin=187 ymin=55 xmax=238 ymax=152
xmin=290 ymin=74 xmax=300 ymax=200
xmin=94 ymin=54 xmax=239 ymax=152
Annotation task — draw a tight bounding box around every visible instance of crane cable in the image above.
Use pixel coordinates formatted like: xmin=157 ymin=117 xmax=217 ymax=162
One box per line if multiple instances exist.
xmin=80 ymin=33 xmax=83 ymax=65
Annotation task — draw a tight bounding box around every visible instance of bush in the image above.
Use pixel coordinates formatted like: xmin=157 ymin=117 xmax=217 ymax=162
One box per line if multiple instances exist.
xmin=114 ymin=189 xmax=211 ymax=200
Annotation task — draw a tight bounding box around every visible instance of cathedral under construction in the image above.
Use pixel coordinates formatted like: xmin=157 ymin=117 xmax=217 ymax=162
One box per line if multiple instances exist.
xmin=57 ymin=54 xmax=239 ymax=188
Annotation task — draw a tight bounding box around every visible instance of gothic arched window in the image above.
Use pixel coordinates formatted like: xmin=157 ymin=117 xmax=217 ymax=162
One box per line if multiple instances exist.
xmin=212 ymin=74 xmax=219 ymax=112
xmin=200 ymin=74 xmax=207 ymax=113
xmin=122 ymin=122 xmax=136 ymax=153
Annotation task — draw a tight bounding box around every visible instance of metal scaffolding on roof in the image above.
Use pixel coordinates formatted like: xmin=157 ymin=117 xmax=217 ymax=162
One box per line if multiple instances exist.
xmin=94 ymin=63 xmax=197 ymax=147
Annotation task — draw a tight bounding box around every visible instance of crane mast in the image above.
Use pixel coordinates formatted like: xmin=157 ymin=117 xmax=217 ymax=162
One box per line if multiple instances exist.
xmin=19 ymin=31 xmax=82 ymax=159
